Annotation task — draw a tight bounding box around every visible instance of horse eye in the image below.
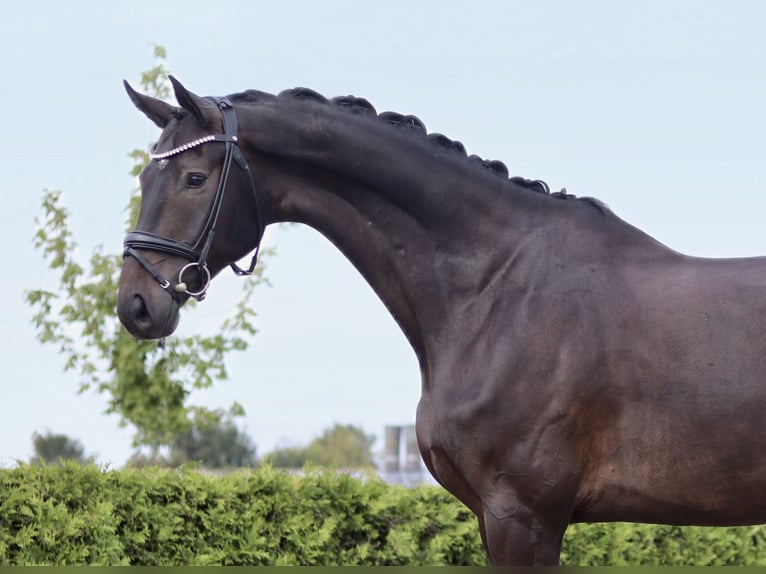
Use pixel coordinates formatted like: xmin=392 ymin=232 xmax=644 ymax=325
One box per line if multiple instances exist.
xmin=185 ymin=172 xmax=207 ymax=188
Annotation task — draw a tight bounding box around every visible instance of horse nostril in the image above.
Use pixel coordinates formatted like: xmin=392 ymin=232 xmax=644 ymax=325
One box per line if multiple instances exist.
xmin=130 ymin=294 xmax=152 ymax=328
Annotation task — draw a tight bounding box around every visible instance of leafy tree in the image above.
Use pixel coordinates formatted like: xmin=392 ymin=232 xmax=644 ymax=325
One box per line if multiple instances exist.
xmin=128 ymin=419 xmax=257 ymax=469
xmin=30 ymin=431 xmax=89 ymax=465
xmin=169 ymin=419 xmax=257 ymax=468
xmin=25 ymin=45 xmax=269 ymax=450
xmin=264 ymin=424 xmax=376 ymax=469
xmin=305 ymin=423 xmax=376 ymax=468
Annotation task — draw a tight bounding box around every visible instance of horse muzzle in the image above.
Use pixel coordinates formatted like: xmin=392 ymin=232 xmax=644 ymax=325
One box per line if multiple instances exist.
xmin=117 ymin=259 xmax=181 ymax=340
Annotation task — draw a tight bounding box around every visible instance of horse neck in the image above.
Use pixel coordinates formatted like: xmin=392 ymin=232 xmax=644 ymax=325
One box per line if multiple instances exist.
xmin=237 ymin=98 xmax=575 ymax=367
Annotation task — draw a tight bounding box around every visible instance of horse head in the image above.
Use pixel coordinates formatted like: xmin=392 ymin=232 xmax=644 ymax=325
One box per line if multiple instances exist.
xmin=118 ymin=77 xmax=263 ymax=339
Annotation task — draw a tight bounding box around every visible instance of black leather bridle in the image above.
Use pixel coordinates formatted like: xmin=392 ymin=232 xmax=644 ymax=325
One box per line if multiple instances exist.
xmin=123 ymin=97 xmax=263 ymax=303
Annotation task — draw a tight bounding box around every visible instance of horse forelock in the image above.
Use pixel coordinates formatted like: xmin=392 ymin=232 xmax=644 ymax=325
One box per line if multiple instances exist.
xmin=228 ymin=87 xmax=610 ymax=214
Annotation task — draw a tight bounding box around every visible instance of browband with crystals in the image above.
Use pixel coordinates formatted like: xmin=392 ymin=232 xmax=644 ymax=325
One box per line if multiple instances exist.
xmin=149 ymin=134 xmax=238 ymax=160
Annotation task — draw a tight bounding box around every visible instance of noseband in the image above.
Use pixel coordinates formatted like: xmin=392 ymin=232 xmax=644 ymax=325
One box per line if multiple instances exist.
xmin=123 ymin=97 xmax=263 ymax=303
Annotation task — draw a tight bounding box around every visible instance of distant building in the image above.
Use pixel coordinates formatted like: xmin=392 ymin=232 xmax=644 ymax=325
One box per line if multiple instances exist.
xmin=378 ymin=424 xmax=436 ymax=486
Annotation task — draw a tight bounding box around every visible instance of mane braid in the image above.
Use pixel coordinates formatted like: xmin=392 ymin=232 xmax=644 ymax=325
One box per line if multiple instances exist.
xmin=279 ymin=87 xmax=328 ymax=104
xmin=332 ymin=95 xmax=376 ymax=116
xmin=229 ymin=86 xmax=610 ymax=214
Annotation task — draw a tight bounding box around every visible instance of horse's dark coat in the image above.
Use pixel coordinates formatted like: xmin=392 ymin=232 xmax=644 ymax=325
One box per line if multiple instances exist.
xmin=118 ymin=79 xmax=766 ymax=565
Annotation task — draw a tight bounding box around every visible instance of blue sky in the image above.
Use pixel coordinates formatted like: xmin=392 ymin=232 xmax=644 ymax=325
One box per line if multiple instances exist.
xmin=1 ymin=1 xmax=764 ymax=466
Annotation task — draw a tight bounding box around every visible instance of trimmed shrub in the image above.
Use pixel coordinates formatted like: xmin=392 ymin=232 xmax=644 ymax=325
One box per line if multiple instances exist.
xmin=0 ymin=464 xmax=485 ymax=565
xmin=0 ymin=463 xmax=763 ymax=565
xmin=562 ymin=522 xmax=766 ymax=566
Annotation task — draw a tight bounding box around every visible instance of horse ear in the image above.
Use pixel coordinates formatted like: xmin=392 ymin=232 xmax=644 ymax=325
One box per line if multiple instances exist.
xmin=168 ymin=75 xmax=218 ymax=127
xmin=123 ymin=80 xmax=175 ymax=129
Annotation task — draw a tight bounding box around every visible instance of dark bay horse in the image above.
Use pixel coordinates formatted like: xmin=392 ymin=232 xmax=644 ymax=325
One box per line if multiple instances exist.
xmin=117 ymin=77 xmax=766 ymax=565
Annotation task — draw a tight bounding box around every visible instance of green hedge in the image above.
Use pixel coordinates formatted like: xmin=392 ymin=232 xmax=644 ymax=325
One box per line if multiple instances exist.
xmin=564 ymin=522 xmax=765 ymax=566
xmin=0 ymin=463 xmax=483 ymax=565
xmin=0 ymin=463 xmax=763 ymax=565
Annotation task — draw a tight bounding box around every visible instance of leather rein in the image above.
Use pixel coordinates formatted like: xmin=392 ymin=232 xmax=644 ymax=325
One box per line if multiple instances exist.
xmin=123 ymin=96 xmax=263 ymax=303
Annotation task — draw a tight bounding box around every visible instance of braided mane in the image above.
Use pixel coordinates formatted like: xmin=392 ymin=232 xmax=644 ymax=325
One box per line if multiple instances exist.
xmin=230 ymin=87 xmax=609 ymax=213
